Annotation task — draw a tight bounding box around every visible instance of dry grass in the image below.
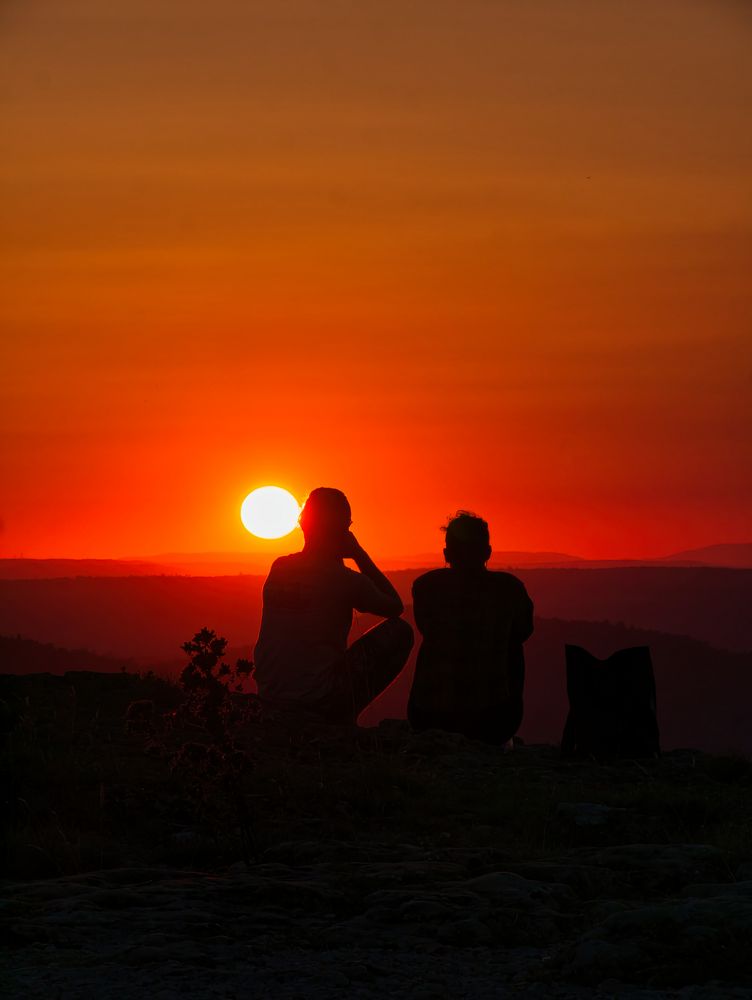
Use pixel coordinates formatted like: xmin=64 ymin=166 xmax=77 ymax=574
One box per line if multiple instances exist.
xmin=2 ymin=670 xmax=751 ymax=880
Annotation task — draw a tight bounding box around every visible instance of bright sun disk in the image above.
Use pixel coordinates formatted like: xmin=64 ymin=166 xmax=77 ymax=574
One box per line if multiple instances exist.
xmin=240 ymin=486 xmax=301 ymax=539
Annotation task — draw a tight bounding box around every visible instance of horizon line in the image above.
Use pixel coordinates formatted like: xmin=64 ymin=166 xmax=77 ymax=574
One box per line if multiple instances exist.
xmin=2 ymin=540 xmax=751 ymax=567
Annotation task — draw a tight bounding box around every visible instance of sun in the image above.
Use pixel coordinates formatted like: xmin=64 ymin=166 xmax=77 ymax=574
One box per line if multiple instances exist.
xmin=240 ymin=486 xmax=301 ymax=539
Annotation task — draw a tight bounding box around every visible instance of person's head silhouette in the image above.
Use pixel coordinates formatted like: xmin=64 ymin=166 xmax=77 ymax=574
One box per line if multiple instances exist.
xmin=299 ymin=487 xmax=352 ymax=554
xmin=443 ymin=511 xmax=491 ymax=570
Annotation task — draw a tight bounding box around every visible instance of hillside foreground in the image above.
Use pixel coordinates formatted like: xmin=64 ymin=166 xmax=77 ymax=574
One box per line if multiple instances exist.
xmin=2 ymin=671 xmax=752 ymax=999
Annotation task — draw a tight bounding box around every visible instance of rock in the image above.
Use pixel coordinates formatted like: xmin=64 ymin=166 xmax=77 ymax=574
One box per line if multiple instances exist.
xmin=460 ymin=871 xmax=573 ymax=910
xmin=681 ymin=880 xmax=752 ymax=898
xmin=556 ymin=802 xmax=628 ymax=826
xmin=437 ymin=918 xmax=493 ymax=946
xmin=572 ymin=844 xmax=728 ymax=893
xmin=88 ymin=888 xmax=151 ymax=909
xmin=564 ymin=888 xmax=752 ymax=986
xmin=399 ymin=898 xmax=453 ymax=921
xmin=511 ymin=861 xmax=623 ymax=897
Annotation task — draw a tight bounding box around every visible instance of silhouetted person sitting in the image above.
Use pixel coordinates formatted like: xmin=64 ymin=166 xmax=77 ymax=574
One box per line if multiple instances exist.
xmin=408 ymin=511 xmax=534 ymax=745
xmin=254 ymin=487 xmax=413 ymax=724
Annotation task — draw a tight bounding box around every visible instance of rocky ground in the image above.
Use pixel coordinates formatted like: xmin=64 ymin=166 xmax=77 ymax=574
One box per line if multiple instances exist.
xmin=2 ymin=672 xmax=752 ymax=999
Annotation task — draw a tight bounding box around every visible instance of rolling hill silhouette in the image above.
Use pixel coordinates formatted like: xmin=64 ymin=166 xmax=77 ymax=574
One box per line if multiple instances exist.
xmin=1 ymin=564 xmax=750 ymax=753
xmin=3 ymin=614 xmax=750 ymax=754
xmin=0 ymin=635 xmax=131 ymax=674
xmin=1 ymin=567 xmax=750 ymax=655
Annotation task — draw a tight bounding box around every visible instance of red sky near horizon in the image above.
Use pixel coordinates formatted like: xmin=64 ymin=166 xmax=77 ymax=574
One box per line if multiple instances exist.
xmin=2 ymin=1 xmax=751 ymax=562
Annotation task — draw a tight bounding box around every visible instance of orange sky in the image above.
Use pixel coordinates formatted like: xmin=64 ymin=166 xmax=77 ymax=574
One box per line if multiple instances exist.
xmin=1 ymin=1 xmax=751 ymax=560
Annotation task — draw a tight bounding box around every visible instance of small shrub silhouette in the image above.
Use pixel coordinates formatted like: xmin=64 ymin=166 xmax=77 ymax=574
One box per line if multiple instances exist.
xmin=178 ymin=627 xmax=255 ymax=744
xmin=169 ymin=628 xmax=257 ymax=862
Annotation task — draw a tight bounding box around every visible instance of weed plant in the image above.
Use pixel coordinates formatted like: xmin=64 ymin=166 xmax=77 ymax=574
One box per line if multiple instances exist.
xmin=164 ymin=628 xmax=258 ymax=863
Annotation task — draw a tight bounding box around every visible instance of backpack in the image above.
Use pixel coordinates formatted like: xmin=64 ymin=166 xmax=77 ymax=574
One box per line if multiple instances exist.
xmin=561 ymin=644 xmax=660 ymax=759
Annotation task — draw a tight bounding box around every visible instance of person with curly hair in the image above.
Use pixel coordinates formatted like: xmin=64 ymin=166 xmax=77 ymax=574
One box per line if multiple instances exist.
xmin=408 ymin=511 xmax=534 ymax=745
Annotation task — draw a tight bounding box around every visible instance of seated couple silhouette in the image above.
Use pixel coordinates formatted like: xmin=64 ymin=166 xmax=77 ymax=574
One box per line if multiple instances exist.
xmin=253 ymin=487 xmax=534 ymax=745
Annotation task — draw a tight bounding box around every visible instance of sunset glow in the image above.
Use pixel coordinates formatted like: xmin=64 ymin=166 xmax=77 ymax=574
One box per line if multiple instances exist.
xmin=1 ymin=2 xmax=750 ymax=561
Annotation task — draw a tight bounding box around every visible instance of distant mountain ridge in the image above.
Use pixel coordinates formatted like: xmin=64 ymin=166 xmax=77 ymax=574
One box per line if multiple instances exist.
xmin=657 ymin=543 xmax=752 ymax=568
xmin=0 ymin=634 xmax=131 ymax=674
xmin=0 ymin=558 xmax=167 ymax=579
xmin=1 ymin=566 xmax=750 ymax=660
xmin=2 ymin=542 xmax=750 ymax=578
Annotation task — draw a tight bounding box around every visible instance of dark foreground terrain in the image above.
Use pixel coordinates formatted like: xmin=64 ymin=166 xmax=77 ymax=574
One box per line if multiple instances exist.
xmin=2 ymin=671 xmax=752 ymax=999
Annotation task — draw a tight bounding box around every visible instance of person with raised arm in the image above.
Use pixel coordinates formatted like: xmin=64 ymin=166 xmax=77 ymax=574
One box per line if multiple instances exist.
xmin=254 ymin=487 xmax=413 ymax=723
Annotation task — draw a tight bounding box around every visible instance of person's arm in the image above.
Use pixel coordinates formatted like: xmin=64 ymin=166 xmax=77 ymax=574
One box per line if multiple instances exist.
xmin=343 ymin=532 xmax=404 ymax=617
xmin=411 ymin=576 xmax=430 ymax=636
xmin=511 ymin=584 xmax=534 ymax=643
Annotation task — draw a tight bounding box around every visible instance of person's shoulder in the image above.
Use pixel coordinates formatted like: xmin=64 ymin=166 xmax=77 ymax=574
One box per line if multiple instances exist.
xmin=412 ymin=568 xmax=448 ymax=593
xmin=487 ymin=570 xmax=528 ymax=592
xmin=266 ymin=552 xmax=303 ymax=576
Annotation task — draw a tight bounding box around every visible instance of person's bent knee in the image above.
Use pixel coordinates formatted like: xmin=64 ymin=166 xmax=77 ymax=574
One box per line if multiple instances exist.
xmin=386 ymin=616 xmax=414 ymax=653
xmin=361 ymin=616 xmax=413 ymax=660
